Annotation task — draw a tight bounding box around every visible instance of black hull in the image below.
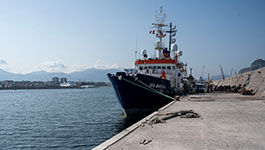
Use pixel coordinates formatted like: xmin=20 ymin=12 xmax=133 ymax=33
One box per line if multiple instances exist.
xmin=107 ymin=72 xmax=176 ymax=116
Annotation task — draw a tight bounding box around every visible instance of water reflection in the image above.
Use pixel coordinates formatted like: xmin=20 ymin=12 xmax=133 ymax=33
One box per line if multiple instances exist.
xmin=0 ymin=88 xmax=153 ymax=150
xmin=115 ymin=112 xmax=151 ymax=132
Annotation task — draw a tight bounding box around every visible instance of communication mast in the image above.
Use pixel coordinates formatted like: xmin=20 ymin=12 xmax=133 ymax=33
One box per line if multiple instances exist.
xmin=152 ymin=6 xmax=167 ymax=59
xmin=150 ymin=7 xmax=178 ymax=60
xmin=166 ymin=22 xmax=177 ymax=52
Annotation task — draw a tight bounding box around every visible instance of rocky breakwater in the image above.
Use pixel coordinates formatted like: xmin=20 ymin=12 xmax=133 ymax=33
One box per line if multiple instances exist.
xmin=214 ymin=67 xmax=265 ymax=97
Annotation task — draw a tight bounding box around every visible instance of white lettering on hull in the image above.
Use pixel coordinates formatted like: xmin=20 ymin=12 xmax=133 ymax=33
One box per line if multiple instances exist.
xmin=149 ymin=83 xmax=166 ymax=90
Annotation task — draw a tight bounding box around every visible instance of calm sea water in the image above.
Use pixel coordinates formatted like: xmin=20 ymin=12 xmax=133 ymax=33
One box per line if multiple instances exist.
xmin=0 ymin=87 xmax=142 ymax=150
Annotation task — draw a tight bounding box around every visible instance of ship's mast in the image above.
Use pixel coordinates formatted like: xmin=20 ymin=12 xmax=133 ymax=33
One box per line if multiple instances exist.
xmin=152 ymin=7 xmax=167 ymax=59
xmin=152 ymin=7 xmax=177 ymax=59
xmin=169 ymin=23 xmax=172 ymax=52
xmin=166 ymin=22 xmax=177 ymax=52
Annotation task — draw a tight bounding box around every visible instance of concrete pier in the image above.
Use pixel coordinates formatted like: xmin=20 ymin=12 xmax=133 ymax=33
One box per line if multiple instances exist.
xmin=93 ymin=93 xmax=265 ymax=150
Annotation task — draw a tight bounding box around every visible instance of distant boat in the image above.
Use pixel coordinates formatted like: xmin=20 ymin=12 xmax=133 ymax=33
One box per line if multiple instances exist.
xmin=81 ymin=85 xmax=96 ymax=88
xmin=108 ymin=7 xmax=189 ymax=116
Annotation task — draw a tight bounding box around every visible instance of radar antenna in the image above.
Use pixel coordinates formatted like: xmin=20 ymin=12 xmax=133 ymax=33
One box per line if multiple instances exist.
xmin=155 ymin=6 xmax=167 ymax=24
xmin=152 ymin=7 xmax=168 ymax=59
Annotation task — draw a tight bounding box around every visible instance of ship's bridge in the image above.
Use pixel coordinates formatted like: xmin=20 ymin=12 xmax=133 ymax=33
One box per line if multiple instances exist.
xmin=134 ymin=59 xmax=184 ymax=80
xmin=135 ymin=59 xmax=176 ymax=71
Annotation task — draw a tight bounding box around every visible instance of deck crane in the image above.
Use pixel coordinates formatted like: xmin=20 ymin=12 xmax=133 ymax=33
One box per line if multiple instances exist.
xmin=208 ymin=73 xmax=211 ymax=85
xmin=200 ymin=65 xmax=205 ymax=81
xmin=219 ymin=65 xmax=225 ymax=80
xmin=230 ymin=68 xmax=233 ymax=77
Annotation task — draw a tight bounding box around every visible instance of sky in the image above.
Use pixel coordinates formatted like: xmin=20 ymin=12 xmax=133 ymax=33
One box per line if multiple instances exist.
xmin=0 ymin=0 xmax=264 ymax=78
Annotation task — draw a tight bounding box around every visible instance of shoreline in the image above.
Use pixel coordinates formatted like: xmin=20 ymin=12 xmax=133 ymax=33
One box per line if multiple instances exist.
xmin=0 ymin=86 xmax=110 ymax=91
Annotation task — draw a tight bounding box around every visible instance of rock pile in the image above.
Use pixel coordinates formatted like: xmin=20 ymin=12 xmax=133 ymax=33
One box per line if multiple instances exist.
xmin=214 ymin=67 xmax=265 ymax=97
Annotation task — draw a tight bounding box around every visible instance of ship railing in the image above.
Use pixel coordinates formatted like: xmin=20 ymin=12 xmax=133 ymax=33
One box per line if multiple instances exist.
xmin=138 ymin=69 xmax=176 ymax=76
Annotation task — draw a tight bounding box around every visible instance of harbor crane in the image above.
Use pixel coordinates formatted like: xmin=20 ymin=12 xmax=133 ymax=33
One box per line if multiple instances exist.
xmin=200 ymin=65 xmax=205 ymax=81
xmin=230 ymin=68 xmax=233 ymax=77
xmin=219 ymin=65 xmax=225 ymax=80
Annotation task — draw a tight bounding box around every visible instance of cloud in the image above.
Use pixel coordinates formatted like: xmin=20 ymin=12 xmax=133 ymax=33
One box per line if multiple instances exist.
xmin=0 ymin=58 xmax=7 ymax=65
xmin=68 ymin=64 xmax=87 ymax=72
xmin=35 ymin=60 xmax=87 ymax=73
xmin=93 ymin=60 xmax=121 ymax=69
xmin=34 ymin=59 xmax=122 ymax=73
xmin=42 ymin=60 xmax=67 ymax=69
xmin=0 ymin=58 xmax=8 ymax=70
xmin=35 ymin=60 xmax=68 ymax=72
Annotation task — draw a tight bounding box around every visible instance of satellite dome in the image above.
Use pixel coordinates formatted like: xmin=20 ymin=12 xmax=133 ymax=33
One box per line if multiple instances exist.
xmin=177 ymin=50 xmax=182 ymax=56
xmin=141 ymin=49 xmax=147 ymax=55
xmin=141 ymin=49 xmax=148 ymax=58
xmin=171 ymin=44 xmax=178 ymax=51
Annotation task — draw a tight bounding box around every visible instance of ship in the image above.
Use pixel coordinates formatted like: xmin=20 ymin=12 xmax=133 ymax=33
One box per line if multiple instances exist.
xmin=108 ymin=7 xmax=189 ymax=116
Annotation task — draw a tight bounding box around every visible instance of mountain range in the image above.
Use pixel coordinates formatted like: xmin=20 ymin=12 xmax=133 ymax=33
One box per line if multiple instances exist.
xmin=239 ymin=59 xmax=265 ymax=74
xmin=210 ymin=59 xmax=265 ymax=81
xmin=3 ymin=58 xmax=263 ymax=82
xmin=0 ymin=68 xmax=122 ymax=82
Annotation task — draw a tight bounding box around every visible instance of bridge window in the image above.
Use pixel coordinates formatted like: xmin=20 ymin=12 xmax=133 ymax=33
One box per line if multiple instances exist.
xmin=167 ymin=66 xmax=171 ymax=70
xmin=139 ymin=66 xmax=143 ymax=70
xmin=162 ymin=66 xmax=166 ymax=69
xmin=172 ymin=66 xmax=175 ymax=70
xmin=158 ymin=66 xmax=161 ymax=69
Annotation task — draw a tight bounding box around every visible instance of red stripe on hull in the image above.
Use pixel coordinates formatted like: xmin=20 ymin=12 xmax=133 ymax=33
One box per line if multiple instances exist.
xmin=135 ymin=59 xmax=175 ymax=65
